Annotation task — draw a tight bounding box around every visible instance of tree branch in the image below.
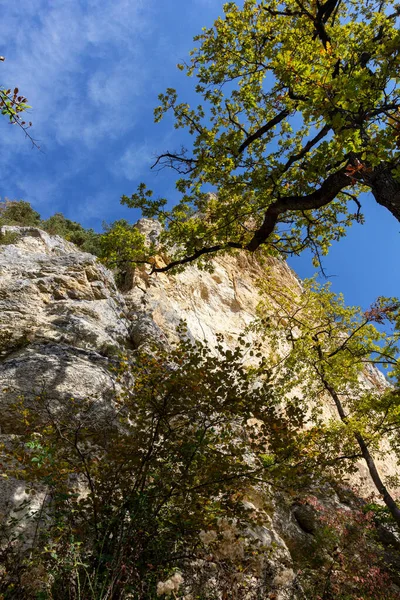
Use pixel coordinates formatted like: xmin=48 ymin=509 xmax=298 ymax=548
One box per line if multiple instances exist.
xmin=151 ymin=150 xmax=197 ymax=175
xmin=151 ymin=169 xmax=351 ymax=273
xmin=238 ymin=108 xmax=290 ymax=154
xmin=280 ymin=123 xmax=331 ymax=175
xmin=246 ymin=168 xmax=350 ymax=251
xmin=151 ymin=241 xmax=243 ymax=274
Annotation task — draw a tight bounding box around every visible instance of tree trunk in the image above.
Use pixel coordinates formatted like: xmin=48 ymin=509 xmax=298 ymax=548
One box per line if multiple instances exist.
xmin=317 ymin=367 xmax=400 ymax=528
xmin=370 ymin=163 xmax=400 ymax=222
xmin=354 ymin=432 xmax=400 ymax=526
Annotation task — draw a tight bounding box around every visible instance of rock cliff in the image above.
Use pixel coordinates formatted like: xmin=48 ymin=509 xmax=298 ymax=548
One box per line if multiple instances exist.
xmin=0 ymin=227 xmax=129 ymax=429
xmin=0 ymin=225 xmax=399 ymax=598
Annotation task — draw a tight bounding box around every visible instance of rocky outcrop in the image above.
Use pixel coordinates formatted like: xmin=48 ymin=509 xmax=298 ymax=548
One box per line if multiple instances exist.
xmin=0 ymin=226 xmax=132 ymax=528
xmin=0 ymin=225 xmax=399 ymax=598
xmin=0 ymin=227 xmax=129 ymax=420
xmin=126 ymin=250 xmax=299 ymax=349
xmin=0 ymin=226 xmax=129 ymax=357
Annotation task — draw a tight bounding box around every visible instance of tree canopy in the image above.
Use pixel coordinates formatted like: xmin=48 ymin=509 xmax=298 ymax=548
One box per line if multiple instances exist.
xmin=121 ymin=0 xmax=400 ymax=272
xmin=255 ymin=274 xmax=400 ymax=525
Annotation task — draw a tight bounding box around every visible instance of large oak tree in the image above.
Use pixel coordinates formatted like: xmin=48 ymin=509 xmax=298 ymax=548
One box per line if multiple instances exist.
xmin=122 ymin=0 xmax=400 ymax=272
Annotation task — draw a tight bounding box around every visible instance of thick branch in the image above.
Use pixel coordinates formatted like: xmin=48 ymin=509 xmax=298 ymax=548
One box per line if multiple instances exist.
xmin=293 ymin=0 xmax=342 ymax=48
xmin=151 ymin=169 xmax=350 ymax=274
xmin=318 ymin=0 xmax=342 ymax=24
xmin=369 ymin=162 xmax=400 ymax=222
xmin=151 ymin=241 xmax=243 ymax=274
xmin=246 ymin=169 xmax=349 ymax=251
xmin=313 ymin=0 xmax=342 ymax=48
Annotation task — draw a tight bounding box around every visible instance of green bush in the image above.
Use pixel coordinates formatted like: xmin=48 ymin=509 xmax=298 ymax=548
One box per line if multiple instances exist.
xmin=0 ymin=199 xmax=41 ymax=227
xmin=1 ymin=334 xmax=275 ymax=599
xmin=41 ymin=213 xmax=102 ymax=255
xmin=0 ymin=230 xmax=20 ymax=245
xmin=0 ymin=200 xmax=152 ymax=275
xmin=0 ymin=200 xmax=103 ymax=256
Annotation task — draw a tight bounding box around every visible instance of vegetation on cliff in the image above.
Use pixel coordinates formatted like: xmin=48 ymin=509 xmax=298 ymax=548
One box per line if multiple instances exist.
xmin=2 ymin=0 xmax=400 ymax=597
xmin=0 ymin=199 xmax=150 ymax=270
xmin=2 ymin=274 xmax=400 ymax=598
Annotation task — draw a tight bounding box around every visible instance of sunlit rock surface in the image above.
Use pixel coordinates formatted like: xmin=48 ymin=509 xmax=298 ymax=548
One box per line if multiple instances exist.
xmin=0 ymin=226 xmax=129 ymax=417
xmin=0 ymin=225 xmax=398 ymax=598
xmin=126 ymin=250 xmax=300 ymax=347
xmin=0 ymin=226 xmax=129 ymax=355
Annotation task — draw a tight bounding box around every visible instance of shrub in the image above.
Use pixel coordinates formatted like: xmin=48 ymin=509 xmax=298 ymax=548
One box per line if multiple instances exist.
xmin=0 ymin=199 xmax=41 ymax=227
xmin=2 ymin=334 xmax=275 ymax=599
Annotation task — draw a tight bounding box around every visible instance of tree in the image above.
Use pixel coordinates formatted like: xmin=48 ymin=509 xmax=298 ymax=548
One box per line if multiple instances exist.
xmin=1 ymin=333 xmax=279 ymax=598
xmin=254 ymin=273 xmax=400 ymax=526
xmin=121 ymin=0 xmax=400 ymax=272
xmin=0 ymin=199 xmax=41 ymax=227
xmin=99 ymin=219 xmax=150 ymax=270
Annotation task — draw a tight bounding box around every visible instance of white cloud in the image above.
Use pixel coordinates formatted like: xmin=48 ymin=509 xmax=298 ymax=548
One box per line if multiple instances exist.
xmin=112 ymin=141 xmax=156 ymax=181
xmin=0 ymin=0 xmax=154 ymax=150
xmin=0 ymin=0 xmax=220 ymax=221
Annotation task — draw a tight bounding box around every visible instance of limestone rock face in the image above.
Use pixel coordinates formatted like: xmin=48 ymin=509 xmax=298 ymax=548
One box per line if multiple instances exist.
xmin=0 ymin=227 xmax=129 ymax=431
xmin=126 ymin=251 xmax=300 ymax=350
xmin=0 ymin=226 xmax=129 ymax=355
xmin=0 ymin=225 xmax=398 ymax=598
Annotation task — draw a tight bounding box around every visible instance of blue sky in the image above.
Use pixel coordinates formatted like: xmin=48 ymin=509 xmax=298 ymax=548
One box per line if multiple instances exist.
xmin=1 ymin=0 xmax=399 ymax=310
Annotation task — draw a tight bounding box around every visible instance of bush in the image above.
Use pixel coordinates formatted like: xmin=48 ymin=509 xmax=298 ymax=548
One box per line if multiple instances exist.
xmin=41 ymin=213 xmax=102 ymax=255
xmin=0 ymin=230 xmax=20 ymax=245
xmin=0 ymin=200 xmax=103 ymax=256
xmin=2 ymin=324 xmax=400 ymax=598
xmin=0 ymin=199 xmax=41 ymax=227
xmin=2 ymin=333 xmax=275 ymax=599
xmin=0 ymin=200 xmax=150 ymax=274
